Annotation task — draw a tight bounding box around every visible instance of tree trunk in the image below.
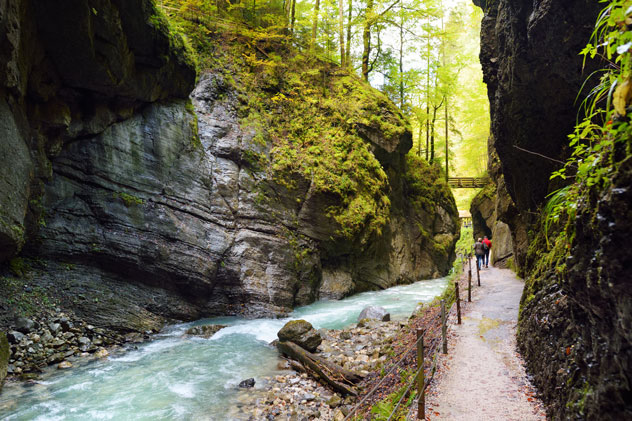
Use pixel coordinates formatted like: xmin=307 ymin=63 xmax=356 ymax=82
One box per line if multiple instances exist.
xmin=346 ymin=0 xmax=352 ymax=66
xmin=425 ymin=16 xmax=430 ymax=161
xmin=430 ymin=105 xmax=438 ymax=162
xmin=444 ymin=96 xmax=448 ymax=180
xmin=311 ymin=0 xmax=321 ymax=50
xmin=361 ymin=0 xmax=374 ymax=81
xmin=338 ymin=0 xmax=345 ymax=66
xmin=290 ymin=0 xmax=296 ymax=33
xmin=398 ymin=5 xmax=404 ymax=109
xmin=277 ymin=341 xmax=362 ymax=396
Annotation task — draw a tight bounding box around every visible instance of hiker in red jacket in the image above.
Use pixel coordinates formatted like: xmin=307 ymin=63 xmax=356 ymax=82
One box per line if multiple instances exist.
xmin=482 ymin=236 xmax=492 ymax=268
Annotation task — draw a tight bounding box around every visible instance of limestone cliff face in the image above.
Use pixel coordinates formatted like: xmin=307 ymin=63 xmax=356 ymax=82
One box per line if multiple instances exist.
xmin=474 ymin=0 xmax=601 ymax=267
xmin=475 ymin=0 xmax=632 ymax=418
xmin=0 ymin=0 xmax=195 ymax=263
xmin=0 ymin=0 xmax=458 ymax=331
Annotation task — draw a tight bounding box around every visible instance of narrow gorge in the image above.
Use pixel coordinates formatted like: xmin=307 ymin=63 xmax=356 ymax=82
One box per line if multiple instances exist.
xmin=0 ymin=0 xmax=459 ymax=387
xmin=471 ymin=0 xmax=632 ymax=418
xmin=1 ymin=0 xmax=630 ymax=419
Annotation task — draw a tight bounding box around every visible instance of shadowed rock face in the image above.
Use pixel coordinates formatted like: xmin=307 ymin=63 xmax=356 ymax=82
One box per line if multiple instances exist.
xmin=1 ymin=1 xmax=458 ymax=331
xmin=0 ymin=0 xmax=195 ymax=263
xmin=474 ymin=0 xmax=601 ymax=268
xmin=475 ymin=0 xmax=600 ymax=213
xmin=26 ymin=71 xmax=458 ymax=327
xmin=475 ymin=0 xmax=632 ymax=418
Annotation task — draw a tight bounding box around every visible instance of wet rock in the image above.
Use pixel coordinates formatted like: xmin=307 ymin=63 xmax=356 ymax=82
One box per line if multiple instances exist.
xmin=57 ymin=361 xmax=72 ymax=369
xmin=50 ymin=338 xmax=65 ymax=347
xmin=59 ymin=318 xmax=73 ymax=332
xmin=94 ymin=348 xmax=109 ymax=358
xmin=277 ymin=320 xmax=322 ymax=353
xmin=14 ymin=317 xmax=36 ymax=334
xmin=48 ymin=323 xmax=61 ymax=335
xmin=124 ymin=332 xmax=144 ymax=343
xmin=239 ymin=378 xmax=256 ymax=388
xmin=185 ymin=324 xmax=226 ymax=338
xmin=339 ymin=331 xmax=351 ymax=340
xmin=7 ymin=331 xmax=25 ymax=344
xmin=357 ymin=306 xmax=390 ymax=322
xmin=40 ymin=331 xmax=54 ymax=344
xmin=47 ymin=352 xmax=66 ymax=364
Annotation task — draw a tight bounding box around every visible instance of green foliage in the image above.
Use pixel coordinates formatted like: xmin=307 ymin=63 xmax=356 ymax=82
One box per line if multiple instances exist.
xmin=113 ymin=192 xmax=144 ymax=207
xmin=185 ymin=99 xmax=202 ymax=148
xmin=369 ymin=369 xmax=418 ymax=420
xmin=455 ymin=225 xmax=473 ymax=257
xmin=547 ymin=0 xmax=632 ymax=246
xmin=165 ymin=9 xmax=412 ymax=243
xmin=9 ymin=257 xmax=30 ymax=277
xmin=148 ymin=4 xmax=198 ymax=71
xmin=0 ymin=275 xmax=56 ymax=317
xmin=404 ymin=153 xmax=455 ymax=218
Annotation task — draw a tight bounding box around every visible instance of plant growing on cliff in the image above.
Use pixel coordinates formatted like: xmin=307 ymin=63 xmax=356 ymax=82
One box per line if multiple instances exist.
xmin=546 ymin=0 xmax=632 ymax=246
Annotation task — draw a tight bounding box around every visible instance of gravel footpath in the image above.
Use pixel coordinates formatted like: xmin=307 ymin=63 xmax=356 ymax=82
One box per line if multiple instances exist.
xmin=424 ymin=266 xmax=546 ymax=420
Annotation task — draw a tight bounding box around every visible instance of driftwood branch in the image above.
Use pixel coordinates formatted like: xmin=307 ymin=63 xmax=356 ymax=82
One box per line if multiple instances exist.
xmin=277 ymin=341 xmax=364 ymax=396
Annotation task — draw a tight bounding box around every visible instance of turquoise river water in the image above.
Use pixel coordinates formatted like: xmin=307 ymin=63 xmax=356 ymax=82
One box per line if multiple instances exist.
xmin=0 ymin=277 xmax=448 ymax=420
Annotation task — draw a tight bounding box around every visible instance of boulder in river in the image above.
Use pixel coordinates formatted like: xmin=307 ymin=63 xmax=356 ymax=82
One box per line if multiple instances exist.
xmin=239 ymin=378 xmax=256 ymax=388
xmin=357 ymin=306 xmax=390 ymax=322
xmin=277 ymin=320 xmax=322 ymax=352
xmin=185 ymin=324 xmax=227 ymax=338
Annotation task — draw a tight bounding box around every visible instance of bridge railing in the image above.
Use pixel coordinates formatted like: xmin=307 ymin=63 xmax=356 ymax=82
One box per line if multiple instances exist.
xmin=447 ymin=177 xmax=490 ymax=188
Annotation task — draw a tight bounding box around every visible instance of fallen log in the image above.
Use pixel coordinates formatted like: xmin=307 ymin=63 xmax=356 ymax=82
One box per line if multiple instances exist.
xmin=277 ymin=341 xmax=363 ymax=396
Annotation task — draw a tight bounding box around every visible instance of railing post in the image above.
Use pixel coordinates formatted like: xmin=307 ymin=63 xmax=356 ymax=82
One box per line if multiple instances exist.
xmin=417 ymin=329 xmax=425 ymax=420
xmin=476 ymin=259 xmax=481 ymax=287
xmin=468 ymin=268 xmax=472 ymax=302
xmin=441 ymin=299 xmax=447 ymax=354
xmin=468 ymin=253 xmax=472 ymax=273
xmin=455 ymin=282 xmax=461 ymax=325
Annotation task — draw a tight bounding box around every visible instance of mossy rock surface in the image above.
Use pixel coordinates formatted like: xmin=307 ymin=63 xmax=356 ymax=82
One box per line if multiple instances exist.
xmin=277 ymin=320 xmax=322 ymax=352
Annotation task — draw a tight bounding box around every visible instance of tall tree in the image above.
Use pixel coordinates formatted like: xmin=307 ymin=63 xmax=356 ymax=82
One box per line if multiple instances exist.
xmin=361 ymin=0 xmax=400 ymax=81
xmin=346 ymin=0 xmax=352 ymax=66
xmin=338 ymin=0 xmax=346 ymax=65
xmin=311 ymin=0 xmax=321 ymax=49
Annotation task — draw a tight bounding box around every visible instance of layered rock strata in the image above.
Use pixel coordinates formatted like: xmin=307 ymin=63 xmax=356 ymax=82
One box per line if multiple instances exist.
xmin=1 ymin=0 xmax=459 ymax=338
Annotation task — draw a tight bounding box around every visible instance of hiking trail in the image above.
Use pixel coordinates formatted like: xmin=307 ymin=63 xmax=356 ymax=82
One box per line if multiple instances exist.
xmin=424 ymin=265 xmax=546 ymax=420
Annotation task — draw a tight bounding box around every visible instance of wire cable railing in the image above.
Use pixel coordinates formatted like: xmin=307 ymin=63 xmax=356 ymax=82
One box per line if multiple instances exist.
xmin=343 ymin=255 xmax=474 ymax=420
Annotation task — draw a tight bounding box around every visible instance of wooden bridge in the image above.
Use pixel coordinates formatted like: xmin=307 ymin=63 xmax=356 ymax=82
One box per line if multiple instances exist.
xmin=447 ymin=177 xmax=490 ymax=188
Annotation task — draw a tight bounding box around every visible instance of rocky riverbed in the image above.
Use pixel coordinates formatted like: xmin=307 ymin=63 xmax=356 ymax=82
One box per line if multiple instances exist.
xmin=2 ymin=310 xmax=147 ymax=382
xmin=229 ymin=318 xmax=407 ymax=420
